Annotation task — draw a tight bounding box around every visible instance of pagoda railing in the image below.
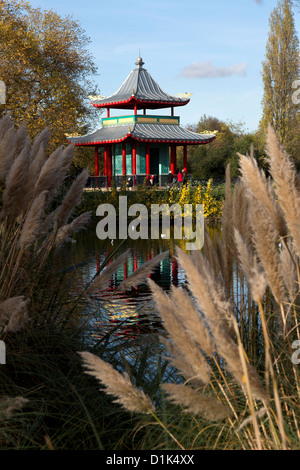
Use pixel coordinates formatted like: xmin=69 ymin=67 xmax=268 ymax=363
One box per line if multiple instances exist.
xmin=86 ymin=175 xmax=169 ymax=189
xmin=85 ymin=176 xmax=227 ymax=189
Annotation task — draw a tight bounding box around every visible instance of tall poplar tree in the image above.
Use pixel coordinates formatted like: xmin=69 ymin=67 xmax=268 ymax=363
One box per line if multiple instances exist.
xmin=260 ymin=0 xmax=299 ymax=146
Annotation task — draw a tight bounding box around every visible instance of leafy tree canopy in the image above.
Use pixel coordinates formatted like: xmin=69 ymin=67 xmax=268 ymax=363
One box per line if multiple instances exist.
xmin=183 ymin=115 xmax=263 ymax=180
xmin=0 ymin=0 xmax=100 ymax=154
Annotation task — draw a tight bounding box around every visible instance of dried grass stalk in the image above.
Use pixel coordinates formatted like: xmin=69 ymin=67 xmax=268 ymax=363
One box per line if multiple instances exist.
xmin=177 ymin=247 xmax=234 ymax=337
xmin=88 ymin=249 xmax=131 ymax=292
xmin=266 ymin=124 xmax=300 ymax=259
xmin=0 ymin=296 xmax=30 ymax=333
xmin=0 ymin=115 xmax=14 ymax=141
xmin=220 ymin=165 xmax=234 ymax=291
xmin=0 ymin=146 xmax=30 ymax=219
xmin=21 ymin=129 xmax=50 ymax=208
xmin=237 ymin=407 xmax=268 ymax=432
xmin=55 ymin=211 xmax=91 ymax=247
xmin=33 ymin=145 xmax=74 ymax=201
xmin=234 ymin=228 xmax=267 ymax=303
xmin=160 ymin=337 xmax=205 ymax=388
xmin=239 ymin=153 xmax=286 ymax=238
xmin=169 ymin=285 xmax=213 ymax=356
xmin=232 ymin=181 xmax=253 ymax=249
xmin=248 ymin=201 xmax=286 ymax=306
xmin=148 ymin=279 xmax=212 ymax=385
xmin=203 ymin=224 xmax=221 ymax=279
xmin=214 ymin=327 xmax=269 ymax=402
xmin=19 ymin=191 xmax=49 ymax=250
xmin=221 ymin=166 xmax=234 ymax=244
xmin=174 ymin=247 xmax=267 ymax=401
xmin=55 ymin=168 xmax=89 ymax=228
xmin=162 ymin=383 xmax=232 ymax=421
xmin=29 ymin=127 xmax=50 ymax=160
xmin=175 ymin=247 xmax=220 ymax=328
xmin=79 ymin=351 xmax=155 ymax=414
xmin=0 ymin=396 xmax=29 ymax=420
xmin=0 ymin=119 xmax=16 ymax=180
xmin=118 ymin=250 xmax=169 ymax=291
xmin=13 ymin=122 xmax=31 ymax=161
xmin=279 ymin=241 xmax=298 ymax=301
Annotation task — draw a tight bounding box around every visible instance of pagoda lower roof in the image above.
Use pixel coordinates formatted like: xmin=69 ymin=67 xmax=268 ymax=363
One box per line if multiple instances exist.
xmin=67 ymin=123 xmax=216 ymax=146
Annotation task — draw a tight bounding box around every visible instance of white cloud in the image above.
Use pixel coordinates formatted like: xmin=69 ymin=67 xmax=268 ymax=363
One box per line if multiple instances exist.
xmin=179 ymin=61 xmax=247 ymax=79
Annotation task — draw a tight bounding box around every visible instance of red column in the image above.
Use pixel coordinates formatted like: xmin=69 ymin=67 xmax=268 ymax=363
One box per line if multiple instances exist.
xmin=134 ymin=252 xmax=138 ymax=271
xmin=170 ymin=144 xmax=177 ymax=174
xmin=94 ymin=146 xmax=99 ymax=176
xmin=96 ymin=253 xmax=100 ymax=274
xmin=108 ymin=145 xmax=112 ymax=187
xmin=134 ymin=103 xmax=137 ymax=115
xmin=172 ymin=257 xmax=178 ymax=286
xmin=104 ymin=146 xmax=108 ymax=186
xmin=122 ymin=142 xmax=127 ymax=176
xmin=183 ymin=144 xmax=187 ymax=173
xmin=171 ymin=106 xmax=174 ymax=117
xmin=107 ymin=108 xmax=110 ymax=118
xmin=132 ymin=141 xmax=136 ymax=185
xmin=174 ymin=145 xmax=177 ymax=174
xmin=146 ymin=143 xmax=150 ymax=176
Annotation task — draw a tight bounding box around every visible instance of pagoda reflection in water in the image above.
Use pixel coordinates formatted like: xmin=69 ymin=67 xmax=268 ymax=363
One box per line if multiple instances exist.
xmin=92 ymin=240 xmax=182 ymax=340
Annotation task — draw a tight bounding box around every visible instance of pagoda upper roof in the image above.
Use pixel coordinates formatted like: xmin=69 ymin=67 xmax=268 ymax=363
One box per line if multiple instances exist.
xmin=66 ymin=122 xmax=216 ymax=146
xmin=90 ymin=56 xmax=190 ymax=110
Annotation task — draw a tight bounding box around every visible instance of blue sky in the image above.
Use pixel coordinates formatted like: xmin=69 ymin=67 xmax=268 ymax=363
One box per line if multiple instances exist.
xmin=27 ymin=0 xmax=300 ymax=133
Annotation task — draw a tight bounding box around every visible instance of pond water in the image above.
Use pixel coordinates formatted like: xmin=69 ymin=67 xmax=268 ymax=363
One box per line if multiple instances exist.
xmin=56 ymin=224 xmax=212 ymax=346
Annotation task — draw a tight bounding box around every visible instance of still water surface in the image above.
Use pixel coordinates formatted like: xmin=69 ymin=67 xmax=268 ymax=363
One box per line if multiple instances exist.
xmin=57 ymin=225 xmax=197 ymax=344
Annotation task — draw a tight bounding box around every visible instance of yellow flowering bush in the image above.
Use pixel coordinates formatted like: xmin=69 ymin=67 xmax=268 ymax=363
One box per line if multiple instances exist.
xmin=168 ymin=186 xmax=176 ymax=205
xmin=201 ymin=179 xmax=223 ymax=219
xmin=178 ymin=182 xmax=191 ymax=208
xmin=193 ymin=183 xmax=202 ymax=205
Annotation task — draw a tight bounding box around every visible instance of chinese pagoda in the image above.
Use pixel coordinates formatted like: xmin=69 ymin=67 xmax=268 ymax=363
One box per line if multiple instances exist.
xmin=67 ymin=56 xmax=216 ymax=187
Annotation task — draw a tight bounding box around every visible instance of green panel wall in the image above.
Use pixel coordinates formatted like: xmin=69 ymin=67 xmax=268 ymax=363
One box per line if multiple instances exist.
xmin=113 ymin=142 xmax=169 ymax=175
xmin=137 ymin=143 xmax=146 ymax=174
xmin=149 ymin=143 xmax=169 ymax=175
xmin=126 ymin=143 xmax=132 ymax=174
xmin=113 ymin=144 xmax=122 ymax=175
xmin=159 ymin=145 xmax=169 ymax=174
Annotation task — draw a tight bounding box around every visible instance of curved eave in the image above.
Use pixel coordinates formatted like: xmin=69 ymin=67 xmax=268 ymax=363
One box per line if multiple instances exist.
xmin=69 ymin=137 xmax=215 ymax=146
xmin=91 ymin=96 xmax=190 ymax=109
xmin=67 ymin=130 xmax=216 ymax=147
xmin=67 ymin=133 xmax=132 ymax=146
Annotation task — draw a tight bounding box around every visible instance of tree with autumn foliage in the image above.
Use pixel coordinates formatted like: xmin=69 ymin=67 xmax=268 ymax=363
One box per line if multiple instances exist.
xmin=0 ymin=0 xmax=100 ymax=156
xmin=259 ymin=0 xmax=300 ymax=156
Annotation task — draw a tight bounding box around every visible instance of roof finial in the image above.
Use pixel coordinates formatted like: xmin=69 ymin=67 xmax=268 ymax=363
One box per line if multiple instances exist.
xmin=135 ymin=51 xmax=144 ymax=68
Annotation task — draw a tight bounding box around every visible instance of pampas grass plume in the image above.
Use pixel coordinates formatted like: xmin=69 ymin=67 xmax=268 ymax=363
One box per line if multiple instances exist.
xmin=118 ymin=250 xmax=169 ymax=291
xmin=162 ymin=383 xmax=232 ymax=421
xmin=79 ymin=351 xmax=155 ymax=414
xmin=19 ymin=190 xmax=49 ymax=250
xmin=88 ymin=249 xmax=131 ymax=292
xmin=0 ymin=296 xmax=30 ymax=333
xmin=55 ymin=168 xmax=89 ymax=228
